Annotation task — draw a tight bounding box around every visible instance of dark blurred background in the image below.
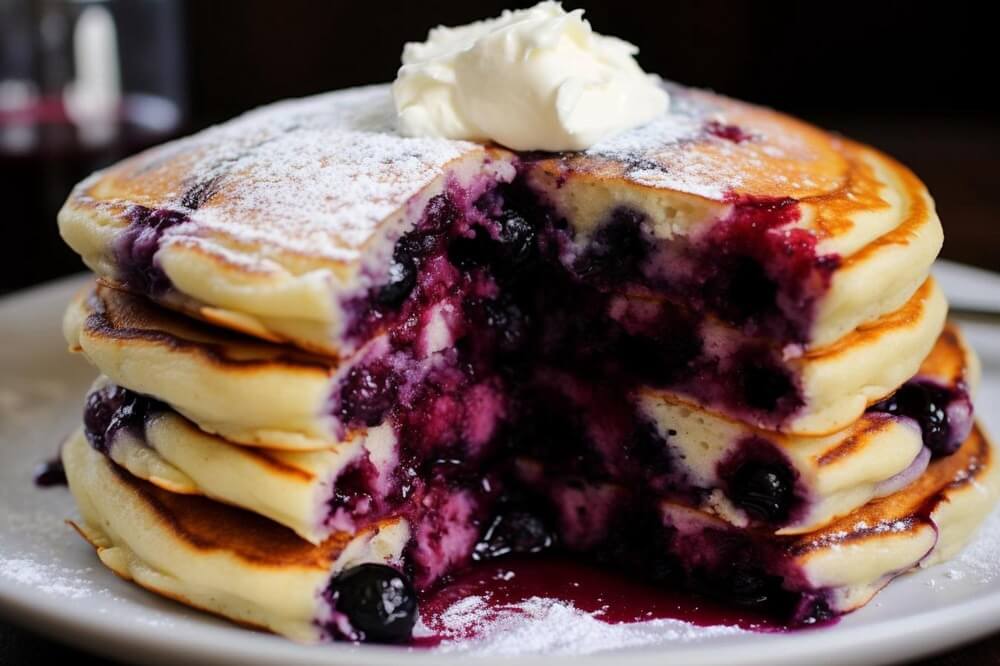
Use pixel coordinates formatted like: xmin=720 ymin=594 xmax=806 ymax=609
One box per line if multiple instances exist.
xmin=2 ymin=0 xmax=998 ymax=295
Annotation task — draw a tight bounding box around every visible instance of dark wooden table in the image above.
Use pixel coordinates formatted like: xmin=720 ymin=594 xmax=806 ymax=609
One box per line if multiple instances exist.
xmin=3 ymin=618 xmax=1000 ymax=665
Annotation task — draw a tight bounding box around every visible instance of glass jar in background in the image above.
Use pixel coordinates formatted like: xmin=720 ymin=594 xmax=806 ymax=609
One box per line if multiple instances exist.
xmin=0 ymin=0 xmax=186 ymax=293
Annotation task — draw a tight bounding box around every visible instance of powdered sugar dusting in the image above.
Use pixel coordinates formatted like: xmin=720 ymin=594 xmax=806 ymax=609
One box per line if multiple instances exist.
xmin=587 ymin=89 xmax=743 ymax=199
xmin=585 ymin=88 xmax=735 ymax=199
xmin=956 ymin=505 xmax=1000 ymax=583
xmin=123 ymin=85 xmax=482 ymax=264
xmin=0 ymin=557 xmax=96 ymax=599
xmin=416 ymin=594 xmax=748 ymax=655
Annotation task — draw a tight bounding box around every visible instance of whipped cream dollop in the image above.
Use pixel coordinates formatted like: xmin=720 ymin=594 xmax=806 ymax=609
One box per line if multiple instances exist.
xmin=392 ymin=1 xmax=669 ymax=152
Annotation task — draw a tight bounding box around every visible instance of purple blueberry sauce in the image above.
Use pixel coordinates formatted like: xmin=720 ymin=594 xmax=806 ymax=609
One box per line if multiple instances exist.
xmin=705 ymin=120 xmax=753 ymax=143
xmin=717 ymin=437 xmax=804 ymax=525
xmin=415 ymin=555 xmax=790 ymax=647
xmin=507 ymin=468 xmax=835 ymax=626
xmin=642 ymin=195 xmax=840 ymax=343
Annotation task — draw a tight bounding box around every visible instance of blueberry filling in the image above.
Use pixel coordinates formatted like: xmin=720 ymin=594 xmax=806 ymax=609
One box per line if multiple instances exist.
xmin=736 ymin=356 xmax=800 ymax=414
xmin=326 ymin=563 xmax=417 ymax=644
xmin=375 ymin=247 xmax=417 ymax=307
xmin=327 ymin=459 xmax=377 ymax=525
xmin=574 ymin=207 xmax=650 ymax=283
xmin=316 ymin=177 xmax=964 ymax=630
xmin=336 ymin=361 xmax=399 ymax=428
xmin=114 ymin=206 xmax=188 ymax=295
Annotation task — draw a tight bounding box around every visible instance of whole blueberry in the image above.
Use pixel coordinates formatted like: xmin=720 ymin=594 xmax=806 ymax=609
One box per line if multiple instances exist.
xmin=870 ymin=381 xmax=957 ymax=456
xmin=375 ymin=251 xmax=417 ymax=307
xmin=83 ymin=384 xmax=133 ymax=453
xmin=730 ymin=463 xmax=794 ymax=523
xmin=328 ymin=564 xmax=417 ymax=644
xmin=497 ymin=211 xmax=536 ymax=268
xmin=575 ymin=208 xmax=649 ymax=281
xmin=473 ymin=509 xmax=556 ymax=560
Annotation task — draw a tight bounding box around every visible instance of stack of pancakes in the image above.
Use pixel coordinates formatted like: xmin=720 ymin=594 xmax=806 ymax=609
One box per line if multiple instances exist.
xmin=57 ymin=82 xmax=999 ymax=643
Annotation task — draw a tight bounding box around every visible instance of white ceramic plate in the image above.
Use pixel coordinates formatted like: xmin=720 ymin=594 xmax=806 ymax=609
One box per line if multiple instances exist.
xmin=2 ymin=262 xmax=1000 ymax=666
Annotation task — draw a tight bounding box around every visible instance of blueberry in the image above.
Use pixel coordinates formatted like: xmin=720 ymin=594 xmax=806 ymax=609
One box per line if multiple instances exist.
xmin=575 ymin=208 xmax=649 ymax=281
xmin=328 ymin=564 xmax=417 ymax=644
xmin=730 ymin=463 xmax=794 ymax=523
xmin=708 ymin=255 xmax=778 ymax=324
xmin=447 ymin=228 xmax=495 ymax=269
xmin=482 ymin=297 xmax=530 ymax=354
xmin=473 ymin=509 xmax=556 ymax=560
xmin=423 ymin=193 xmax=460 ymax=232
xmin=724 ymin=567 xmax=783 ymax=607
xmin=375 ymin=251 xmax=417 ymax=307
xmin=870 ymin=381 xmax=957 ymax=456
xmin=336 ymin=363 xmax=398 ymax=427
xmin=497 ymin=211 xmax=536 ymax=268
xmin=740 ymin=360 xmax=796 ymax=412
xmin=625 ymin=423 xmax=672 ymax=478
xmin=83 ymin=384 xmax=152 ymax=453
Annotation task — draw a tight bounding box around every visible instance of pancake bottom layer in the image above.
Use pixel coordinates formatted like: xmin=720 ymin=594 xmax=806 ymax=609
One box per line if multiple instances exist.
xmin=65 ymin=416 xmax=1000 ymax=639
xmin=62 ymin=431 xmax=409 ymax=642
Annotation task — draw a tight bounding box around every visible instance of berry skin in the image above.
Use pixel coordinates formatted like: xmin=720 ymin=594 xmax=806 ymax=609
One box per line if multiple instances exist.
xmin=328 ymin=564 xmax=417 ymax=644
xmin=730 ymin=463 xmax=793 ymax=522
xmin=473 ymin=509 xmax=556 ymax=561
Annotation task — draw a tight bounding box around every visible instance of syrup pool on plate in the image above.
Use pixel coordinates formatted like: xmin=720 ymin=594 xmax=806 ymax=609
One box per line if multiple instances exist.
xmin=414 ymin=555 xmax=790 ymax=650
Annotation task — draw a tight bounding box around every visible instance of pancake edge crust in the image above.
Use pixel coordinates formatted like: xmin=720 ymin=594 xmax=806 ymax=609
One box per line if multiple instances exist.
xmin=64 ymin=283 xmax=339 ymax=449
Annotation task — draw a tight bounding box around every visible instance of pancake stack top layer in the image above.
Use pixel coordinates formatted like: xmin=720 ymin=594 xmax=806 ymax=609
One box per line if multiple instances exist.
xmin=56 ymin=81 xmax=998 ymax=643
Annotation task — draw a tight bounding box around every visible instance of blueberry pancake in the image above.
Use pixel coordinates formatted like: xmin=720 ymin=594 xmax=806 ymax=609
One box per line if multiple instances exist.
xmin=58 ymin=82 xmax=943 ymax=432
xmin=54 ymin=37 xmax=995 ymax=642
xmin=65 ymin=275 xmax=946 ymax=461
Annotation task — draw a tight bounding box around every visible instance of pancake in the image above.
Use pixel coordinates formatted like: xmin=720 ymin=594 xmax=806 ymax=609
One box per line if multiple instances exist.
xmin=64 ymin=282 xmax=339 ymax=449
xmin=65 ymin=275 xmax=945 ymax=454
xmin=62 ymin=430 xmax=410 ymax=642
xmin=80 ymin=376 xmax=390 ymax=544
xmin=637 ymin=323 xmax=979 ymax=534
xmin=58 ymin=82 xmax=940 ymax=357
xmin=57 ymin=75 xmax=984 ymax=638
xmin=661 ymin=421 xmax=1000 ymax=617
